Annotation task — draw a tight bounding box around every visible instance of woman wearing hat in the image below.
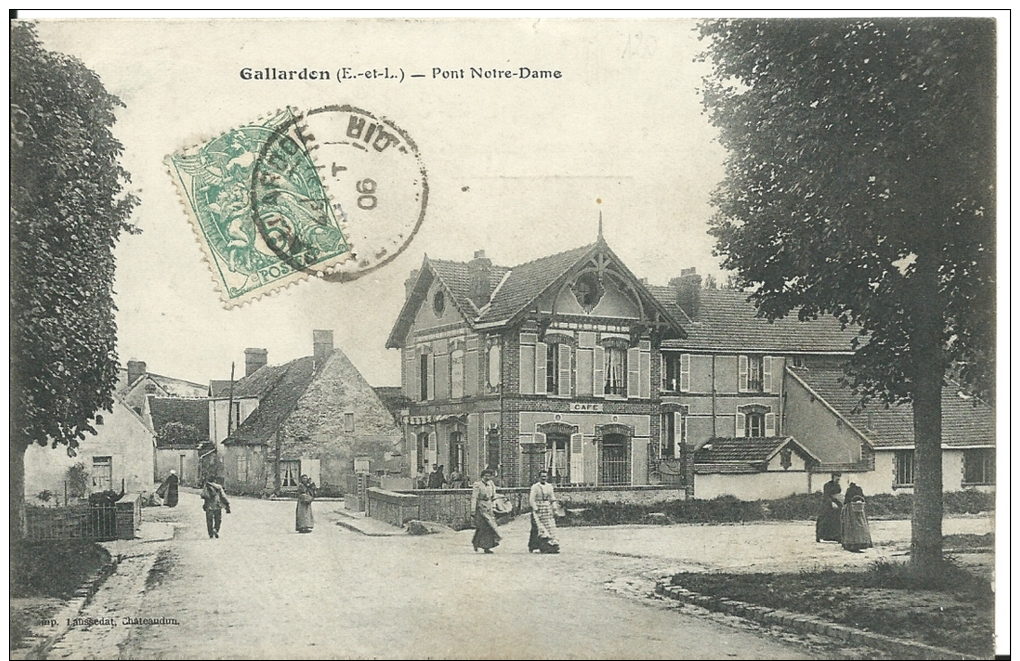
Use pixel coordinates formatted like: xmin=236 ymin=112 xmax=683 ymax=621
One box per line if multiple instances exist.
xmin=470 ymin=469 xmax=501 ymax=553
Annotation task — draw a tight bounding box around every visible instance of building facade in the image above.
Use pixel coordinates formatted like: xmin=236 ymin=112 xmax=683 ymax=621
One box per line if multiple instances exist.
xmin=387 ymin=238 xmax=686 ymax=489
xmin=218 ymin=331 xmax=403 ymax=496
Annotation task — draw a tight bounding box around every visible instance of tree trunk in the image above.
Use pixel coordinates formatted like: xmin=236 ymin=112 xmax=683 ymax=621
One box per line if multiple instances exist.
xmin=910 ymin=260 xmax=944 ymax=573
xmin=10 ymin=443 xmax=28 ymax=540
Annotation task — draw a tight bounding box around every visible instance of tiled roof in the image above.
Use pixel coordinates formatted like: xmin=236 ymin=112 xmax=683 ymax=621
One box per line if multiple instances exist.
xmin=693 ymin=436 xmax=819 ymax=467
xmin=225 ymin=357 xmax=316 ymax=446
xmin=148 ymin=397 xmax=210 ymax=446
xmin=373 ymin=386 xmax=410 ymax=425
xmin=428 ymin=258 xmax=511 ymax=319
xmin=116 ymin=368 xmax=207 ymax=397
xmin=208 ymin=380 xmax=233 ymax=398
xmin=655 ymin=289 xmax=860 ymax=353
xmin=230 ymin=362 xmax=291 ymax=400
xmin=788 ymin=366 xmax=995 ymax=449
xmin=475 ymin=244 xmax=597 ymax=325
xmin=387 ymin=240 xmax=687 ymax=348
xmin=150 ymin=373 xmax=208 ymax=397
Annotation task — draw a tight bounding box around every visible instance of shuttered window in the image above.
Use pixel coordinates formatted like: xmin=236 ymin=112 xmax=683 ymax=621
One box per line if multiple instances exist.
xmin=519 ymin=333 xmax=537 ymax=395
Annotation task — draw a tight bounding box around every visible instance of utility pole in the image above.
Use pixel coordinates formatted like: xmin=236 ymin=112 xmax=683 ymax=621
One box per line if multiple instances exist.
xmin=275 ymin=415 xmax=282 ymax=496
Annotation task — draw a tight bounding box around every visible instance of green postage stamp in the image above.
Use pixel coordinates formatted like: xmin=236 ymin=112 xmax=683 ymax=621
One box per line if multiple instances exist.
xmin=168 ymin=108 xmax=350 ymax=305
xmin=168 ymin=106 xmax=428 ymax=306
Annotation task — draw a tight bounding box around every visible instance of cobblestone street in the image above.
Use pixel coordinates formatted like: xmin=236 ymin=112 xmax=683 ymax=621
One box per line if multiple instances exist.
xmin=53 ymin=492 xmax=992 ymax=660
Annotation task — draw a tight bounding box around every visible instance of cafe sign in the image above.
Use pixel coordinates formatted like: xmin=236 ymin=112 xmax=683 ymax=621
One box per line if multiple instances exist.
xmin=569 ymin=402 xmax=603 ymax=413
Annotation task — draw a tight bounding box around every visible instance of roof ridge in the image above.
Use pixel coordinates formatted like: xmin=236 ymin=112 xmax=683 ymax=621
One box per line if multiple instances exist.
xmin=505 ymin=242 xmax=595 ymax=270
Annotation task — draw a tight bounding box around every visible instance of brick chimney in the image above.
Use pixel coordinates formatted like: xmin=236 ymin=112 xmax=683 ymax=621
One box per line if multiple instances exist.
xmin=670 ymin=267 xmax=702 ymax=320
xmin=127 ymin=360 xmax=147 ymax=385
xmin=468 ymin=250 xmax=492 ymax=308
xmin=405 ymin=269 xmax=420 ymax=299
xmin=244 ymin=348 xmax=268 ymax=377
xmin=313 ymin=330 xmax=334 ymax=368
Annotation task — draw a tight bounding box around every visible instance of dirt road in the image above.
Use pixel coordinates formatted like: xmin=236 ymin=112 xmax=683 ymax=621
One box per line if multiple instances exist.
xmin=115 ymin=493 xmax=822 ymax=660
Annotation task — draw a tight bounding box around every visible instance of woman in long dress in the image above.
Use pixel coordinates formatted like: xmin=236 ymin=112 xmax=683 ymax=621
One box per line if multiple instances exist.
xmin=528 ymin=469 xmax=560 ymax=554
xmin=815 ymin=472 xmax=842 ymax=542
xmin=470 ymin=469 xmax=501 ymax=553
xmin=164 ymin=470 xmax=179 ymax=508
xmin=840 ymin=482 xmax=873 ymax=552
xmin=296 ymin=474 xmax=316 ymax=533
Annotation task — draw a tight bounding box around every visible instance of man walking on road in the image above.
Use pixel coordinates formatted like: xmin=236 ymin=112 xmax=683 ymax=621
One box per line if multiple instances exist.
xmin=201 ymin=477 xmax=231 ymax=538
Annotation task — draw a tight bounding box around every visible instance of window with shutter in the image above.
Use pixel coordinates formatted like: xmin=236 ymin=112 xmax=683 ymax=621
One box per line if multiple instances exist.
xmin=639 ymin=345 xmax=651 ymax=399
xmin=764 ymin=412 xmax=776 ymax=437
xmin=593 ymin=345 xmax=605 ymax=398
xmin=426 ymin=354 xmax=435 ymax=401
xmin=535 ymin=342 xmax=548 ymax=394
xmin=738 ymin=355 xmax=749 ymax=392
xmin=627 ymin=346 xmax=640 ymax=398
xmin=434 ymin=352 xmax=451 ymax=400
xmin=465 ymin=338 xmax=479 ymax=396
xmin=735 ymin=410 xmax=746 ymax=436
xmin=519 ymin=333 xmax=536 ymax=395
xmin=680 ymin=354 xmax=691 ymax=392
xmin=451 ymin=349 xmax=465 ymax=399
xmin=763 ymin=356 xmax=773 ymax=393
xmin=570 ymin=433 xmax=584 ymax=484
xmin=576 ymin=332 xmax=595 ymax=396
xmin=558 ymin=344 xmax=572 ymax=397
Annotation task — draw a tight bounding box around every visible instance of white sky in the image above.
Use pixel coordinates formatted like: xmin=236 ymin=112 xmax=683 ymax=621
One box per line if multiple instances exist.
xmin=33 ymin=18 xmax=727 ymax=386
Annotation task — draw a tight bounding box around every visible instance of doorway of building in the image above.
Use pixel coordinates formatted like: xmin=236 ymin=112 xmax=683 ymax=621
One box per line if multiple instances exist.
xmin=599 ymin=434 xmax=630 ymax=486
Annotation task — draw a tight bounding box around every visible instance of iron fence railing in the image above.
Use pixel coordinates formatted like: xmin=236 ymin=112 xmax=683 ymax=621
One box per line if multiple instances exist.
xmin=24 ymin=495 xmax=141 ymax=541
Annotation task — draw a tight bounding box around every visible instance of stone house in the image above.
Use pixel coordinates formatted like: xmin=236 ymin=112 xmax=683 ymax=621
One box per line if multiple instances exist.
xmin=24 ymin=392 xmax=156 ymax=504
xmin=386 ymin=236 xmax=686 ymax=489
xmin=219 ymin=331 xmax=402 ymax=496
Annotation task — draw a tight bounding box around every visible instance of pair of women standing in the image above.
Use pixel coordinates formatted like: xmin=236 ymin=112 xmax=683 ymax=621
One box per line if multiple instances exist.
xmin=469 ymin=468 xmax=561 ymax=554
xmin=815 ymin=473 xmax=872 ymax=552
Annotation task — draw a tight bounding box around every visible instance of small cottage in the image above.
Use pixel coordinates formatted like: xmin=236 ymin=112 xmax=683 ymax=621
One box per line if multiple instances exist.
xmin=220 ymin=331 xmax=402 ymax=496
xmin=24 ymin=392 xmax=156 ymax=504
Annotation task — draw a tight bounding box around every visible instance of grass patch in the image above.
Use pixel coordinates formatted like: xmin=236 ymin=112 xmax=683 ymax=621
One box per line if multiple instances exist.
xmin=9 ymin=540 xmax=110 ymax=650
xmin=10 ymin=540 xmax=110 ymax=599
xmin=559 ymin=490 xmax=994 ymax=527
xmin=670 ymin=557 xmax=994 ymax=657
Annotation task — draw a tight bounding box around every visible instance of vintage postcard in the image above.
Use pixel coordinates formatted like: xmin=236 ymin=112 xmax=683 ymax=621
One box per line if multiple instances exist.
xmin=10 ymin=13 xmax=1004 ymax=660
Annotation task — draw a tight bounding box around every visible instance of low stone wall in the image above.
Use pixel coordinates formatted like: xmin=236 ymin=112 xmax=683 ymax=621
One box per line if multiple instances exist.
xmin=365 ymin=488 xmax=419 ymax=527
xmin=404 ymin=485 xmax=688 ymax=530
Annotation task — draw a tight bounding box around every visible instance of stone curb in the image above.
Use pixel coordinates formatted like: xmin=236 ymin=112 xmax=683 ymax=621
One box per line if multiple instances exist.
xmin=332 ymin=510 xmax=406 ymax=537
xmin=655 ymin=580 xmax=982 ymax=660
xmin=26 ymin=553 xmax=121 ymax=660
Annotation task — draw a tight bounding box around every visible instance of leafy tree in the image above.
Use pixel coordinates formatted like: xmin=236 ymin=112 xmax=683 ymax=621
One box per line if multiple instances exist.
xmin=698 ymin=18 xmax=995 ymax=572
xmin=10 ymin=23 xmax=139 ymax=537
xmin=156 ymin=422 xmax=203 ymax=447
